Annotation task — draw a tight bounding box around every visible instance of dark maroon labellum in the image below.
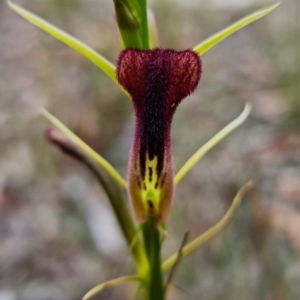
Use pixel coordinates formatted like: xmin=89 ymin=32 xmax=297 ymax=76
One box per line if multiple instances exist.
xmin=117 ymin=48 xmax=201 ymax=222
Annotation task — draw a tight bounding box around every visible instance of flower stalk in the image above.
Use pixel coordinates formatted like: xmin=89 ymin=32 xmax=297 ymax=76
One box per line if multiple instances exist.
xmin=142 ymin=217 xmax=164 ymax=300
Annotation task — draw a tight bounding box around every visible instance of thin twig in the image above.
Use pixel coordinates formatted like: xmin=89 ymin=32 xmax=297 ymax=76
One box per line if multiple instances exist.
xmin=165 ymin=231 xmax=189 ymax=290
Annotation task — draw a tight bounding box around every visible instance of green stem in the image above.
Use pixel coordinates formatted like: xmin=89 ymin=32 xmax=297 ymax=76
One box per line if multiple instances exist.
xmin=142 ymin=217 xmax=164 ymax=300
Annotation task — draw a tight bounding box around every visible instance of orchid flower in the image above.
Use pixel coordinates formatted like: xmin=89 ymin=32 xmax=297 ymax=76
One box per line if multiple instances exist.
xmin=117 ymin=48 xmax=201 ymax=222
xmin=7 ymin=1 xmax=279 ymax=299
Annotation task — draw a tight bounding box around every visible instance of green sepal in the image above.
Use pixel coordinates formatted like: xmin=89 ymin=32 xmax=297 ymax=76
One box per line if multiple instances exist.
xmin=193 ymin=3 xmax=280 ymax=55
xmin=6 ymin=0 xmax=119 ymax=87
xmin=175 ymin=104 xmax=251 ymax=184
xmin=41 ymin=109 xmax=127 ymax=188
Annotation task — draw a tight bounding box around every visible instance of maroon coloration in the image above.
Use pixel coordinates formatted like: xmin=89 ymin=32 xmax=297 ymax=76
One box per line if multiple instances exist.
xmin=116 ymin=48 xmax=201 ymax=222
xmin=45 ymin=128 xmax=81 ymax=159
xmin=117 ymin=48 xmax=201 ymax=176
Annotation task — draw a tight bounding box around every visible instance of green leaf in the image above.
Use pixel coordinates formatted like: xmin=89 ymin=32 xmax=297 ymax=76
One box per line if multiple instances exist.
xmin=40 ymin=109 xmax=127 ymax=188
xmin=162 ymin=181 xmax=253 ymax=272
xmin=193 ymin=3 xmax=280 ymax=55
xmin=7 ymin=0 xmax=118 ymax=86
xmin=113 ymin=0 xmax=149 ymax=49
xmin=175 ymin=104 xmax=251 ymax=185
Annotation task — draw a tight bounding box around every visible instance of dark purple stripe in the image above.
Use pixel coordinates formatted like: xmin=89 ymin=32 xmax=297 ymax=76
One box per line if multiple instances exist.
xmin=139 ymin=59 xmax=169 ymax=179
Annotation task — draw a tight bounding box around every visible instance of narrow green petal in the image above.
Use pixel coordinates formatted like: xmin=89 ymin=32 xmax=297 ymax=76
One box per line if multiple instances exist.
xmin=82 ymin=275 xmax=139 ymax=300
xmin=162 ymin=181 xmax=253 ymax=272
xmin=40 ymin=109 xmax=127 ymax=189
xmin=175 ymin=104 xmax=251 ymax=185
xmin=7 ymin=0 xmax=118 ymax=85
xmin=193 ymin=3 xmax=280 ymax=55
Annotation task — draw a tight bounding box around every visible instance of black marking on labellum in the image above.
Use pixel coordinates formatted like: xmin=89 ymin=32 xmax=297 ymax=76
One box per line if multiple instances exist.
xmin=149 ymin=167 xmax=153 ymax=182
xmin=147 ymin=200 xmax=154 ymax=214
xmin=139 ymin=61 xmax=167 ymax=180
xmin=155 ymin=181 xmax=159 ymax=189
xmin=136 ymin=176 xmax=141 ymax=189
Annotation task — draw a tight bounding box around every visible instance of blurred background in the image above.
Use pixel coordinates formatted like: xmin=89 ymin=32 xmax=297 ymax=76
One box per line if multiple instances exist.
xmin=0 ymin=0 xmax=300 ymax=299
